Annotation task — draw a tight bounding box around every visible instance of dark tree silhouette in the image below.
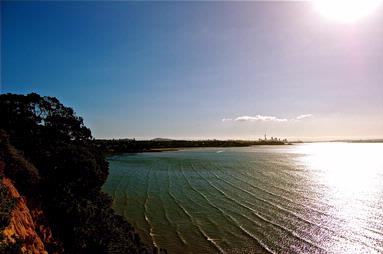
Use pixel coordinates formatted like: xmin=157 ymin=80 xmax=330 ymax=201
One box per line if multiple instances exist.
xmin=0 ymin=93 xmax=158 ymax=254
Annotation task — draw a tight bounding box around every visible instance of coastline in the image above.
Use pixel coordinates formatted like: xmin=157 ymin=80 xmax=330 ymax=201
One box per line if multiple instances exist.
xmin=96 ymin=139 xmax=289 ymax=156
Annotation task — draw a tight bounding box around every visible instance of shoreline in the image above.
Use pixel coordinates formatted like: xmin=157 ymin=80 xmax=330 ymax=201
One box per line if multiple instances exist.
xmin=104 ymin=143 xmax=294 ymax=157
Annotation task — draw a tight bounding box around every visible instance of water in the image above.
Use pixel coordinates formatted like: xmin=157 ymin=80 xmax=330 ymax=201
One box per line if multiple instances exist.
xmin=102 ymin=143 xmax=383 ymax=253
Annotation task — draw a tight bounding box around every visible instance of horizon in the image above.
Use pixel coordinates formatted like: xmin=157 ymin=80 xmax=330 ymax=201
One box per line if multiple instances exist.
xmin=1 ymin=1 xmax=383 ymax=140
xmin=96 ymin=136 xmax=383 ymax=142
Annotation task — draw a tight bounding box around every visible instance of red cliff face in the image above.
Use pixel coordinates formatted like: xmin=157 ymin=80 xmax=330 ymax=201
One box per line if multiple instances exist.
xmin=1 ymin=177 xmax=47 ymax=254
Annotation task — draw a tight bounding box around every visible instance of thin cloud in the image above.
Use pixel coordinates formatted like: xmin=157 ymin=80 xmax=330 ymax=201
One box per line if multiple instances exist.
xmin=222 ymin=114 xmax=313 ymax=123
xmin=223 ymin=115 xmax=288 ymax=122
xmin=296 ymin=114 xmax=313 ymax=120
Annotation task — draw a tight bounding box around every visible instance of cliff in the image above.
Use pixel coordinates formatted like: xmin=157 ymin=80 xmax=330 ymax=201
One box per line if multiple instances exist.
xmin=1 ymin=177 xmax=47 ymax=254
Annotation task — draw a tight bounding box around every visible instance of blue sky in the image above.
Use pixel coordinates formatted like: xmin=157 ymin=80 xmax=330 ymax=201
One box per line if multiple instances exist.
xmin=1 ymin=1 xmax=383 ymax=140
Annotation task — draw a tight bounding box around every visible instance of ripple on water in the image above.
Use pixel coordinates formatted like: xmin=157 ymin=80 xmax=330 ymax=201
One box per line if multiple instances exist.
xmin=103 ymin=144 xmax=383 ymax=254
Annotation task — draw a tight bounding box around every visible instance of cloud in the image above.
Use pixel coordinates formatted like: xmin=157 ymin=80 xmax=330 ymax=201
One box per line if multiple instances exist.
xmin=296 ymin=114 xmax=313 ymax=120
xmin=222 ymin=114 xmax=313 ymax=123
xmin=223 ymin=115 xmax=288 ymax=122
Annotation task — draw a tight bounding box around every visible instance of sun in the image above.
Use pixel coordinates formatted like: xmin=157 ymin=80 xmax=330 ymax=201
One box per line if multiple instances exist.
xmin=313 ymin=0 xmax=382 ymax=23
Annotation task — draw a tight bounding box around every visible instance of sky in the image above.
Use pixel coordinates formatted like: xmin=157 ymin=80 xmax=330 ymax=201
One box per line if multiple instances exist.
xmin=1 ymin=1 xmax=383 ymax=140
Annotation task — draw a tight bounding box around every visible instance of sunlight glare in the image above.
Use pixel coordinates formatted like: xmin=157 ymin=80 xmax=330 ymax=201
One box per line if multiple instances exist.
xmin=313 ymin=0 xmax=382 ymax=23
xmin=294 ymin=143 xmax=383 ymax=252
xmin=296 ymin=143 xmax=383 ymax=196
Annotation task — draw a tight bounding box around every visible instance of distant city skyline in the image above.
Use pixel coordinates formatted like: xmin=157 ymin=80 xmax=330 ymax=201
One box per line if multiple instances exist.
xmin=1 ymin=1 xmax=383 ymax=141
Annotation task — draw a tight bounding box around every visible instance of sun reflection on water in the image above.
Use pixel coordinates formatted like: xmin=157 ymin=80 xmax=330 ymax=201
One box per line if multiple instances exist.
xmin=293 ymin=143 xmax=383 ymax=253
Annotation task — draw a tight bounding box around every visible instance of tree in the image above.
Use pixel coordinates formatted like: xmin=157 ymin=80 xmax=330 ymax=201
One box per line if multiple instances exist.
xmin=0 ymin=93 xmax=156 ymax=254
xmin=0 ymin=93 xmax=91 ymax=153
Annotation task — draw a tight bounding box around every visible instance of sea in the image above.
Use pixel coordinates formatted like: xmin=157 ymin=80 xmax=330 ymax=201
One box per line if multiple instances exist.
xmin=102 ymin=143 xmax=383 ymax=253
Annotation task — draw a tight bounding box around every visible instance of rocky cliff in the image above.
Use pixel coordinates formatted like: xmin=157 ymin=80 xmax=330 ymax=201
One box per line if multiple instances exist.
xmin=1 ymin=177 xmax=47 ymax=254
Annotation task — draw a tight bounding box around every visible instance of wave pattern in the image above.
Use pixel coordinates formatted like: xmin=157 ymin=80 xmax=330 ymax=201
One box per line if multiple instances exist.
xmin=102 ymin=144 xmax=383 ymax=253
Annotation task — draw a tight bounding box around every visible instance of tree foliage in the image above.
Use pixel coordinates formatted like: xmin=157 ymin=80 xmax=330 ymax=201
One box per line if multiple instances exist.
xmin=0 ymin=93 xmax=157 ymax=254
xmin=0 ymin=93 xmax=91 ymax=152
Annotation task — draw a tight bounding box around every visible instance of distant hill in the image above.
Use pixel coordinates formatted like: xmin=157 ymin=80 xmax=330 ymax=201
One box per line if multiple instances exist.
xmin=151 ymin=138 xmax=174 ymax=141
xmin=94 ymin=138 xmax=287 ymax=155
